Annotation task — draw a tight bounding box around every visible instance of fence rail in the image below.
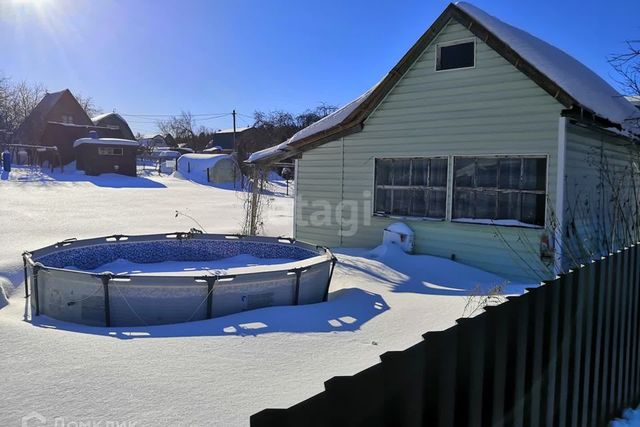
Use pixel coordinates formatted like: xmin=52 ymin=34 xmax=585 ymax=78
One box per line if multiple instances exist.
xmin=251 ymin=245 xmax=640 ymax=426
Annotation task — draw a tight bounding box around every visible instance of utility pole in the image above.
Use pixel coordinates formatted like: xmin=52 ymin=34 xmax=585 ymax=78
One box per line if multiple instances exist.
xmin=232 ymin=109 xmax=237 ymax=153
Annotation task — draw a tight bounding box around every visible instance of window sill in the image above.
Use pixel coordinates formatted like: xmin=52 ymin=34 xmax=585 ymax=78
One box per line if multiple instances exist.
xmin=373 ymin=213 xmax=445 ymax=222
xmin=451 ymin=218 xmax=544 ymax=229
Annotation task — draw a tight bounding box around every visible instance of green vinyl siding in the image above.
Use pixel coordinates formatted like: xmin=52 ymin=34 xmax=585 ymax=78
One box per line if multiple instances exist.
xmin=562 ymin=123 xmax=640 ymax=270
xmin=295 ymin=20 xmax=564 ymax=282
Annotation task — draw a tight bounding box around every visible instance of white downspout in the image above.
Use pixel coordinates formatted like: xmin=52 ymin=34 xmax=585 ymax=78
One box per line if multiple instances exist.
xmin=554 ymin=117 xmax=567 ymax=276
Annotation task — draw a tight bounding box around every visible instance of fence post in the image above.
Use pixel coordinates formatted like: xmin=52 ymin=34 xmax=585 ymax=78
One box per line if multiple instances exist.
xmin=541 ymin=278 xmax=560 ymax=427
xmin=599 ymin=251 xmax=615 ymax=424
xmin=632 ymin=246 xmax=640 ymax=403
xmin=453 ymin=315 xmax=485 ymax=426
xmin=509 ymin=294 xmax=530 ymax=427
xmin=588 ymin=257 xmax=606 ymax=426
xmin=556 ymin=271 xmax=576 ymax=427
xmin=381 ymin=344 xmax=426 ymax=427
xmin=525 ymin=286 xmax=546 ymax=426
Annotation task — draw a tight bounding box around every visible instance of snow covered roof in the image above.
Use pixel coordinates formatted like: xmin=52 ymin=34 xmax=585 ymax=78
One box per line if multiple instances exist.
xmin=177 ymin=153 xmax=235 ymax=169
xmin=73 ymin=137 xmax=140 ymax=148
xmin=456 ymin=2 xmax=639 ymax=129
xmin=216 ymin=127 xmax=252 ymax=134
xmin=627 ymin=96 xmax=640 ymax=108
xmin=247 ymin=84 xmax=380 ymax=163
xmin=248 ymin=2 xmax=640 ymax=164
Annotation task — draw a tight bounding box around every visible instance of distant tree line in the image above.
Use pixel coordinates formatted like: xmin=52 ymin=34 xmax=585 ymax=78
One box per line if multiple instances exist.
xmin=236 ymin=103 xmax=337 ymax=162
xmin=156 ymin=104 xmax=338 ymax=160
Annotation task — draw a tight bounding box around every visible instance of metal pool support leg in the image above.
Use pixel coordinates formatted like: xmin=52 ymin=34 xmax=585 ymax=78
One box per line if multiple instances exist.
xmin=322 ymin=256 xmax=338 ymax=302
xmin=100 ymin=274 xmax=111 ymax=327
xmin=291 ymin=268 xmax=303 ymax=305
xmin=204 ymin=276 xmax=217 ymax=319
xmin=22 ymin=253 xmax=29 ymax=298
xmin=32 ymin=264 xmax=41 ymax=316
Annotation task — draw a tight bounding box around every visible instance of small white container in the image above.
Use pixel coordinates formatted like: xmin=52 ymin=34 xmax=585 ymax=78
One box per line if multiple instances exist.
xmin=382 ymin=222 xmax=415 ymax=254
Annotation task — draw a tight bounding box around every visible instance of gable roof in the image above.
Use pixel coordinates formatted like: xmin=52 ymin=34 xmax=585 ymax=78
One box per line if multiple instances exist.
xmin=14 ymin=89 xmax=92 ymax=144
xmin=249 ymin=2 xmax=640 ymax=164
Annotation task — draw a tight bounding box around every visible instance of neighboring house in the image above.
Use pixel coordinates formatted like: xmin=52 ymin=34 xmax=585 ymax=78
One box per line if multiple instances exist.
xmin=139 ymin=134 xmax=168 ymax=149
xmin=206 ymin=127 xmax=254 ymax=151
xmin=14 ymin=89 xmax=94 ymax=145
xmin=91 ymin=112 xmax=136 ymax=141
xmin=249 ymin=2 xmax=640 ymax=282
xmin=14 ymin=89 xmax=128 ymax=164
xmin=41 ymin=122 xmax=125 ymax=164
xmin=74 ymin=135 xmax=139 ymax=177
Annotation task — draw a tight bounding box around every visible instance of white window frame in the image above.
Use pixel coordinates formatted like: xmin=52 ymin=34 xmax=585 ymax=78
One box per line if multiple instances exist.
xmin=372 ymin=156 xmax=449 ymax=221
xmin=450 ymin=154 xmax=549 ymax=229
xmin=435 ymin=37 xmax=477 ymax=72
xmin=98 ymin=147 xmax=124 ymax=156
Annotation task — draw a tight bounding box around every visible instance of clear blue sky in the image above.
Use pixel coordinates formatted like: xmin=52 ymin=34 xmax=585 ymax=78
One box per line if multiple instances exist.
xmin=0 ymin=0 xmax=637 ymax=134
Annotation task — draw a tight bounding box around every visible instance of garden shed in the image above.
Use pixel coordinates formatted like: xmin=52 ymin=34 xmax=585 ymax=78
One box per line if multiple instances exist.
xmin=73 ymin=136 xmax=139 ymax=176
xmin=176 ymin=153 xmax=239 ymax=185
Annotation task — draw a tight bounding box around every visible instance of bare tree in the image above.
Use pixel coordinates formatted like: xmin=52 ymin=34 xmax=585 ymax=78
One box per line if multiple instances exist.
xmin=609 ymin=39 xmax=640 ymax=97
xmin=75 ymin=93 xmax=102 ymax=117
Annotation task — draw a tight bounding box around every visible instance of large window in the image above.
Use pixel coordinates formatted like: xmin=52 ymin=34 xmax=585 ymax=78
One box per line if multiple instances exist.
xmin=452 ymin=156 xmax=547 ymax=226
xmin=98 ymin=147 xmax=123 ymax=156
xmin=374 ymin=158 xmax=448 ymax=219
xmin=436 ymin=40 xmax=475 ymax=71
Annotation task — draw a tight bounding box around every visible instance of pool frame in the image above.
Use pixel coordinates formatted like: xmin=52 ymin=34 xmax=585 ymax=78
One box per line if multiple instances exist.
xmin=22 ymin=232 xmax=337 ymax=327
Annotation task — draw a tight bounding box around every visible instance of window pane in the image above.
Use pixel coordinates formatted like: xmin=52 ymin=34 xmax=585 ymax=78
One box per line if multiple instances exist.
xmin=409 ymin=189 xmax=427 ymax=217
xmin=375 ymin=159 xmax=393 ymax=186
xmin=393 ymin=159 xmax=411 ymax=186
xmin=476 ymin=158 xmax=498 ymax=187
xmin=497 ymin=192 xmax=521 ymax=220
xmin=499 ymin=158 xmax=521 ymax=189
xmin=430 ymin=158 xmax=448 ymax=187
xmin=392 ymin=189 xmax=411 ymax=216
xmin=438 ymin=41 xmax=474 ymax=70
xmin=411 ymin=158 xmax=428 ymax=186
xmin=475 ymin=191 xmax=497 ymax=219
xmin=521 ymin=193 xmax=546 ymax=225
xmin=454 ymin=158 xmax=475 ymax=188
xmin=375 ymin=188 xmax=391 ymax=214
xmin=453 ymin=189 xmax=474 ymax=219
xmin=427 ymin=189 xmax=446 ymax=219
xmin=522 ymin=158 xmax=546 ymax=191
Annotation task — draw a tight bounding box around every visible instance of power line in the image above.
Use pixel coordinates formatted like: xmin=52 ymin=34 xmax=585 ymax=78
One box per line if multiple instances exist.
xmin=120 ymin=112 xmax=231 ymax=118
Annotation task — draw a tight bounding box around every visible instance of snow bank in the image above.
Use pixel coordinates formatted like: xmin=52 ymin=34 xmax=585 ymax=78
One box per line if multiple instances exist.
xmin=457 ymin=2 xmax=640 ymax=130
xmin=611 ymin=407 xmax=640 ymax=426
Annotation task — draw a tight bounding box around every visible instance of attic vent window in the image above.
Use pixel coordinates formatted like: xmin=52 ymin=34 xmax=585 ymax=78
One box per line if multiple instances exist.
xmin=436 ymin=39 xmax=475 ymax=71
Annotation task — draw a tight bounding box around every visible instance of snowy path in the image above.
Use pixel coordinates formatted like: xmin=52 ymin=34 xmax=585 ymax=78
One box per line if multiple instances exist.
xmin=0 ymin=167 xmax=531 ymax=426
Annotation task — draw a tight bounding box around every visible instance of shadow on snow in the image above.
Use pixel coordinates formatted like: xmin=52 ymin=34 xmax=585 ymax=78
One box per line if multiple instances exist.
xmin=334 ymin=248 xmax=534 ymax=297
xmin=6 ymin=166 xmax=166 ymax=188
xmin=30 ymin=287 xmax=389 ymax=339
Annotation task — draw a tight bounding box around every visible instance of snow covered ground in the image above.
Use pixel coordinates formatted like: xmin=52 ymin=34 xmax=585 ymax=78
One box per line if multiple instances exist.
xmin=612 ymin=407 xmax=640 ymax=427
xmin=0 ymin=166 xmax=533 ymax=426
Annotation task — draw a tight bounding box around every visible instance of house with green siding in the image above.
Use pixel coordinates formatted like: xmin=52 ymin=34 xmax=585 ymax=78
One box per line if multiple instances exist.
xmin=249 ymin=2 xmax=640 ymax=282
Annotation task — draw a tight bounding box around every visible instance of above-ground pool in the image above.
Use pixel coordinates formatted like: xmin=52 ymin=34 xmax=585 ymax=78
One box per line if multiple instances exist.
xmin=23 ymin=232 xmax=336 ymax=327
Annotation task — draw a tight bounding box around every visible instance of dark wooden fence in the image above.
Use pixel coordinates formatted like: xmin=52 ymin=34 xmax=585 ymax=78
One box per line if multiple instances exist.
xmin=251 ymin=246 xmax=640 ymax=426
